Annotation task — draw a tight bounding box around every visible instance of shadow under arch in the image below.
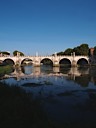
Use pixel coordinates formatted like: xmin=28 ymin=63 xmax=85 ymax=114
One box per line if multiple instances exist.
xmin=40 ymin=58 xmax=53 ymax=66
xmin=40 ymin=58 xmax=53 ymax=73
xmin=3 ymin=58 xmax=15 ymax=65
xmin=77 ymin=58 xmax=88 ymax=67
xmin=21 ymin=58 xmax=33 ymax=66
xmin=59 ymin=58 xmax=71 ymax=67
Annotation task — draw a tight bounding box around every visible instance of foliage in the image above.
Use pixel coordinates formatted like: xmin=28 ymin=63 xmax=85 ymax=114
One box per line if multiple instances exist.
xmin=0 ymin=51 xmax=10 ymax=55
xmin=13 ymin=50 xmax=24 ymax=56
xmin=73 ymin=46 xmax=81 ymax=55
xmin=79 ymin=44 xmax=89 ymax=55
xmin=64 ymin=48 xmax=73 ymax=55
xmin=56 ymin=43 xmax=89 ymax=56
xmin=73 ymin=44 xmax=89 ymax=55
xmin=57 ymin=51 xmax=64 ymax=55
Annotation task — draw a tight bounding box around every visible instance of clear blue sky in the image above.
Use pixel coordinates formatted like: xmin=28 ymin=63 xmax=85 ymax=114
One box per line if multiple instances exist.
xmin=0 ymin=0 xmax=96 ymax=55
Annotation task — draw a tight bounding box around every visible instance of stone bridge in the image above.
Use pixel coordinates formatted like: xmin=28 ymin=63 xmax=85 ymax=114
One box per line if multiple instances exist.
xmin=0 ymin=53 xmax=89 ymax=67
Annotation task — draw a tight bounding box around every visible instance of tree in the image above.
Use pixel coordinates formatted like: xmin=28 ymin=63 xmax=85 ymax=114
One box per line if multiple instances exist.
xmin=73 ymin=44 xmax=89 ymax=56
xmin=79 ymin=44 xmax=89 ymax=55
xmin=64 ymin=48 xmax=73 ymax=55
xmin=73 ymin=46 xmax=81 ymax=55
xmin=13 ymin=50 xmax=24 ymax=56
xmin=54 ymin=43 xmax=89 ymax=56
xmin=57 ymin=51 xmax=64 ymax=56
xmin=0 ymin=51 xmax=10 ymax=56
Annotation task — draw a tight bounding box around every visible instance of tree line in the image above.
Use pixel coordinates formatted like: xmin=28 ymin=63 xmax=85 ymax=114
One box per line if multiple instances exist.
xmin=0 ymin=50 xmax=24 ymax=56
xmin=56 ymin=44 xmax=96 ymax=56
xmin=0 ymin=44 xmax=96 ymax=56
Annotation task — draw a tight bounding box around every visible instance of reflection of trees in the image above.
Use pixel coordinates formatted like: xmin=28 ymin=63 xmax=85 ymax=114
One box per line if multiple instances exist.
xmin=74 ymin=75 xmax=90 ymax=87
xmin=2 ymin=65 xmax=96 ymax=87
xmin=78 ymin=67 xmax=89 ymax=73
xmin=60 ymin=67 xmax=71 ymax=74
xmin=40 ymin=65 xmax=53 ymax=74
xmin=89 ymin=67 xmax=96 ymax=85
xmin=91 ymin=77 xmax=96 ymax=85
xmin=89 ymin=67 xmax=96 ymax=76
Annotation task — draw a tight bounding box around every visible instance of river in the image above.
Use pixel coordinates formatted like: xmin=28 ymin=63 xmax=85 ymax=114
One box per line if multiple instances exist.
xmin=0 ymin=65 xmax=96 ymax=126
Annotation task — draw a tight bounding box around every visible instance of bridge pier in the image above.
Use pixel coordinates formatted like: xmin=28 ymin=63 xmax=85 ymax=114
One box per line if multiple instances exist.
xmin=53 ymin=61 xmax=60 ymax=67
xmin=53 ymin=64 xmax=60 ymax=67
xmin=53 ymin=67 xmax=60 ymax=73
xmin=33 ymin=58 xmax=40 ymax=67
xmin=71 ymin=60 xmax=77 ymax=67
xmin=71 ymin=52 xmax=77 ymax=67
xmin=53 ymin=53 xmax=60 ymax=67
xmin=33 ymin=67 xmax=41 ymax=75
xmin=33 ymin=63 xmax=40 ymax=67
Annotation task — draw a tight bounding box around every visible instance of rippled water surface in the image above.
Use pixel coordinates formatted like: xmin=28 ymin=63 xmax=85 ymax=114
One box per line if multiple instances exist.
xmin=1 ymin=65 xmax=96 ymax=125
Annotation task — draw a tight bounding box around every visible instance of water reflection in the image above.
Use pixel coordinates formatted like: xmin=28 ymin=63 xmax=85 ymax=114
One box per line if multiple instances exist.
xmin=40 ymin=65 xmax=53 ymax=74
xmin=73 ymin=75 xmax=90 ymax=87
xmin=1 ymin=65 xmax=96 ymax=87
xmin=21 ymin=66 xmax=90 ymax=76
xmin=21 ymin=65 xmax=32 ymax=74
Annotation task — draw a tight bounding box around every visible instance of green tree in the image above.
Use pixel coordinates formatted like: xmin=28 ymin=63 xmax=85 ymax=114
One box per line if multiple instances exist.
xmin=1 ymin=51 xmax=10 ymax=56
xmin=57 ymin=51 xmax=64 ymax=56
xmin=13 ymin=50 xmax=24 ymax=56
xmin=79 ymin=44 xmax=89 ymax=55
xmin=73 ymin=44 xmax=89 ymax=55
xmin=73 ymin=46 xmax=81 ymax=55
xmin=64 ymin=48 xmax=73 ymax=55
xmin=54 ymin=43 xmax=89 ymax=56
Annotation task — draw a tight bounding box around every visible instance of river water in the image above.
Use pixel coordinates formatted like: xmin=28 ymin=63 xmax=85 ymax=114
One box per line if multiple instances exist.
xmin=0 ymin=65 xmax=96 ymax=126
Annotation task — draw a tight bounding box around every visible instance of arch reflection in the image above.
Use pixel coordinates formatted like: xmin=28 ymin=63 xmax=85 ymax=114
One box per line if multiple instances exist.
xmin=13 ymin=66 xmax=90 ymax=78
xmin=2 ymin=65 xmax=96 ymax=87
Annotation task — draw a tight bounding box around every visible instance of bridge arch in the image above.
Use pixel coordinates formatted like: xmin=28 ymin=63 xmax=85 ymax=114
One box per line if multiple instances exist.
xmin=59 ymin=58 xmax=71 ymax=67
xmin=77 ymin=58 xmax=88 ymax=66
xmin=3 ymin=58 xmax=15 ymax=65
xmin=40 ymin=58 xmax=53 ymax=73
xmin=21 ymin=58 xmax=33 ymax=65
xmin=40 ymin=58 xmax=53 ymax=66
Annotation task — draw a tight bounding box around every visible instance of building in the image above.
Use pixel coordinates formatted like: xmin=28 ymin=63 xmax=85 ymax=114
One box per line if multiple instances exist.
xmin=90 ymin=48 xmax=94 ymax=56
